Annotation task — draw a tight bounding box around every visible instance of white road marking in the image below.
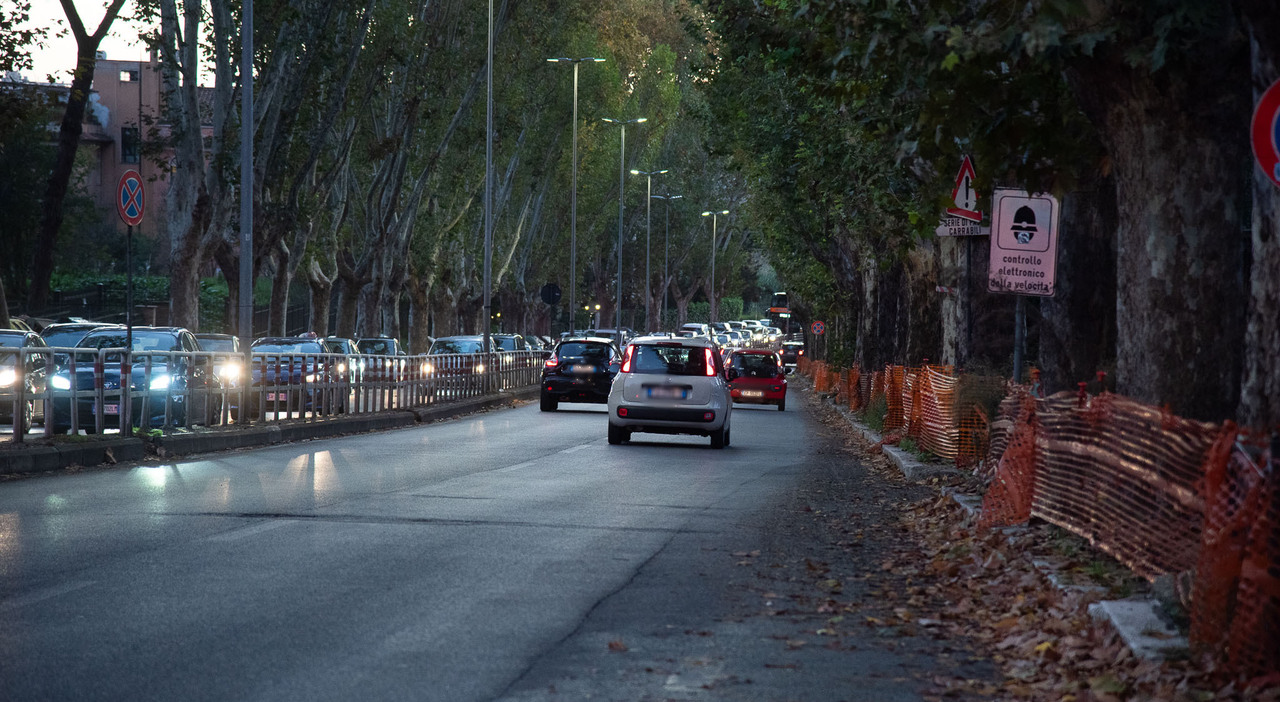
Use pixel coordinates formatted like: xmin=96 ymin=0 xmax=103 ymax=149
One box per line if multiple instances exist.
xmin=0 ymin=580 xmax=95 ymax=613
xmin=664 ymin=659 xmax=725 ymax=693
xmin=206 ymin=519 xmax=293 ymax=542
xmin=559 ymin=444 xmax=593 ymax=454
xmin=494 ymin=460 xmax=540 ymax=473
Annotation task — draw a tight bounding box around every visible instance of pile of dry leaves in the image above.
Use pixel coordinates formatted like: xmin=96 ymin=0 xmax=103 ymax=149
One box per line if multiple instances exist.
xmin=816 ymin=397 xmax=1279 ymax=701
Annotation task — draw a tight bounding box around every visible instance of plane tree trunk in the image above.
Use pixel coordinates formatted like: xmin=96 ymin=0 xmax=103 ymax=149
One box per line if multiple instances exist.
xmin=1238 ymin=1 xmax=1280 ymax=428
xmin=1067 ymin=34 xmax=1251 ymax=421
xmin=28 ymin=0 xmax=127 ymax=311
xmin=1037 ymin=180 xmax=1119 ymax=395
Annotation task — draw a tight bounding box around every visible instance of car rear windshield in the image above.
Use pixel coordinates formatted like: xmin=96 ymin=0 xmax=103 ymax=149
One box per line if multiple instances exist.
xmin=252 ymin=341 xmax=325 ymax=354
xmin=557 ymin=342 xmax=611 ymax=360
xmin=631 ymin=344 xmax=710 ymax=376
xmin=431 ymin=339 xmax=483 ymax=354
xmin=79 ymin=331 xmax=180 ymax=352
xmin=357 ymin=339 xmax=397 ymax=355
xmin=732 ymin=353 xmax=780 ymax=377
xmin=42 ymin=330 xmax=95 ymax=348
xmin=197 ymin=337 xmax=237 ymax=352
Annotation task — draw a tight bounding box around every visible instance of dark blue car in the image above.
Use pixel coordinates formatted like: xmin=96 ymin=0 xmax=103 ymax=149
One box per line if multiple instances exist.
xmin=49 ymin=327 xmax=222 ymax=432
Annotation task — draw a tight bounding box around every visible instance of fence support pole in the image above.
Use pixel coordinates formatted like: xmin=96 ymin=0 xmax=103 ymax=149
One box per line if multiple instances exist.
xmin=1012 ymin=295 xmax=1026 ymax=384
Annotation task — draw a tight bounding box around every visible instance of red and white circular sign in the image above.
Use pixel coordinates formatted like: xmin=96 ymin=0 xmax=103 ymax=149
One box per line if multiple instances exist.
xmin=117 ymin=170 xmax=145 ymax=226
xmin=1251 ymin=78 xmax=1280 ymax=189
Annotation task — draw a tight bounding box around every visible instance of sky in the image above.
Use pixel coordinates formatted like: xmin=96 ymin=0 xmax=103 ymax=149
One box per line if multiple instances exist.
xmin=23 ymin=0 xmax=149 ymax=84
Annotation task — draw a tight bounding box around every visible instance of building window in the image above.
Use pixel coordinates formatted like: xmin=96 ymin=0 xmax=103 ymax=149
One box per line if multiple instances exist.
xmin=121 ymin=127 xmax=140 ymax=164
xmin=120 ymin=70 xmax=139 ymax=82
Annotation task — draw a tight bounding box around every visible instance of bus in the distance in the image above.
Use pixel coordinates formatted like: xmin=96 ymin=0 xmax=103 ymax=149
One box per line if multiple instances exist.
xmin=767 ymin=291 xmax=801 ymax=336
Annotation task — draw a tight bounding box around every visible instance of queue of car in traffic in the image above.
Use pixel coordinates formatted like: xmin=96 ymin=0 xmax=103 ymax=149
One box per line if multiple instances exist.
xmin=540 ymin=320 xmax=802 ymax=449
xmin=3 ymin=315 xmax=804 ymax=449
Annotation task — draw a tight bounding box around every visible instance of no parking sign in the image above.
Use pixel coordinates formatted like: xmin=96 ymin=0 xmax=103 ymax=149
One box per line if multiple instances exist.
xmin=117 ymin=170 xmax=145 ymax=226
xmin=1252 ymin=78 xmax=1280 ymax=188
xmin=811 ymin=321 xmax=825 ymax=336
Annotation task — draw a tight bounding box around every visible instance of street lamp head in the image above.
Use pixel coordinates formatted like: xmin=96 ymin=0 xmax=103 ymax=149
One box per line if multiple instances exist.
xmin=630 ymin=169 xmax=641 ymax=175
xmin=547 ymin=57 xmax=607 ymax=63
xmin=603 ymin=117 xmax=647 ymax=125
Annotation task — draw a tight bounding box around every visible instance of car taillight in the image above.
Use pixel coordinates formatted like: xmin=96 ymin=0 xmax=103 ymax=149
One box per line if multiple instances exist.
xmin=544 ymin=355 xmax=559 ymax=369
xmin=618 ymin=407 xmax=629 ymax=417
xmin=703 ymin=411 xmax=715 ymax=421
xmin=620 ymin=346 xmax=635 ymax=373
xmin=798 ymin=350 xmax=804 ymax=356
xmin=703 ymin=348 xmax=716 ymax=376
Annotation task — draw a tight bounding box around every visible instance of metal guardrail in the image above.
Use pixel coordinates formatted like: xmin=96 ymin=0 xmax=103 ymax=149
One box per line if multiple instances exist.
xmin=2 ymin=348 xmax=550 ymax=443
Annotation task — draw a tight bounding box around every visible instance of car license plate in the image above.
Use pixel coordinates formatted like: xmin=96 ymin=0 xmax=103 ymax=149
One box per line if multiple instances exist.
xmin=646 ymin=386 xmax=688 ymax=400
xmin=99 ymin=403 xmax=120 ymax=414
xmin=267 ymin=392 xmax=286 ymax=401
xmin=741 ymin=390 xmax=764 ymax=398
xmin=571 ymin=364 xmax=595 ymax=374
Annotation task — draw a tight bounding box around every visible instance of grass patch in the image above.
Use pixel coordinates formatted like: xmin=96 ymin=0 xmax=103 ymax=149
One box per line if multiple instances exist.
xmin=859 ymin=395 xmax=888 ymax=432
xmin=897 ymin=437 xmax=938 ymax=463
xmin=1042 ymin=525 xmax=1145 ymax=599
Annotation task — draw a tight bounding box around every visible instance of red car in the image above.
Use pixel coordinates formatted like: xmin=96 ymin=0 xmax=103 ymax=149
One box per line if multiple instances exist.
xmin=725 ymin=349 xmax=788 ymax=411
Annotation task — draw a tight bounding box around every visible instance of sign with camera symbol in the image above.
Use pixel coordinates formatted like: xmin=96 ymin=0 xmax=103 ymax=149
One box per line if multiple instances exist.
xmin=987 ymin=189 xmax=1059 ymax=297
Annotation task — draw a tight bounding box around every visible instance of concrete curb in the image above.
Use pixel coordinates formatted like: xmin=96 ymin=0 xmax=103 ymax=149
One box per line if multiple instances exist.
xmin=818 ymin=389 xmax=960 ymax=481
xmin=2 ymin=386 xmax=540 ymax=473
xmin=1088 ymin=599 xmax=1187 ymax=660
xmin=0 ymin=437 xmax=147 ymax=475
xmin=802 ymin=380 xmax=1190 ymax=661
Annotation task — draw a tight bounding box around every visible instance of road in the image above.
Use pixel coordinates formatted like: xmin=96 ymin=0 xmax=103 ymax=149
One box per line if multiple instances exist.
xmin=0 ymin=395 xmax=990 ymax=701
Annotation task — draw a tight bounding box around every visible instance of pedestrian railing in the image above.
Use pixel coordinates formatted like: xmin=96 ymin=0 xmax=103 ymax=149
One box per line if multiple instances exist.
xmin=3 ymin=348 xmax=549 ymax=443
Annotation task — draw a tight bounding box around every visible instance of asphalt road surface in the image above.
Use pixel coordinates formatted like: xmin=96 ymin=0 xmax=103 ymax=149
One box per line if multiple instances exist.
xmin=0 ymin=395 xmax=991 ymax=701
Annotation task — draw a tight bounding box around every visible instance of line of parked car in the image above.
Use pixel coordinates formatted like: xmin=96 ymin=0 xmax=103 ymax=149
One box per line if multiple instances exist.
xmin=2 ymin=319 xmax=555 ymax=436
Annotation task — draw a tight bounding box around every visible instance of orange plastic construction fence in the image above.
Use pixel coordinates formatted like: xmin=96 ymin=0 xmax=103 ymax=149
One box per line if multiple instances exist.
xmin=1029 ymin=392 xmax=1226 ymax=581
xmin=978 ymin=389 xmax=1038 ymax=528
xmin=1191 ymin=433 xmax=1280 ymax=677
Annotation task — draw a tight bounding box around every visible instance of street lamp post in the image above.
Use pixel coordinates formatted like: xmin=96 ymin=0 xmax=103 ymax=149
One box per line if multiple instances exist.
xmin=651 ymin=193 xmax=682 ymax=328
xmin=630 ymin=168 xmax=667 ymax=333
xmin=602 ymin=117 xmax=646 ymax=349
xmin=546 ymin=57 xmax=605 ymax=335
xmin=701 ymin=209 xmax=729 ymax=325
xmin=483 ymin=0 xmax=494 ymax=393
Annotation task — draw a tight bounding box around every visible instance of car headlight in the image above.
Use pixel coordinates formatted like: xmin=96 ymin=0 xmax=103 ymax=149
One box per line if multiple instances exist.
xmin=474 ymin=363 xmax=485 ymax=374
xmin=51 ymin=375 xmax=71 ymax=390
xmin=304 ymin=373 xmax=317 ymax=383
xmin=337 ymin=363 xmax=346 ymax=373
xmin=421 ymin=362 xmax=431 ymax=374
xmin=216 ymin=361 xmax=242 ymax=381
xmin=149 ymin=374 xmax=171 ymax=390
xmin=0 ymin=368 xmax=15 ymax=387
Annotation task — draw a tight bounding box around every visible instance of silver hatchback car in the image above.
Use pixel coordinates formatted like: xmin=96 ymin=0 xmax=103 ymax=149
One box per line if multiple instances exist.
xmin=606 ymin=336 xmax=732 ymax=448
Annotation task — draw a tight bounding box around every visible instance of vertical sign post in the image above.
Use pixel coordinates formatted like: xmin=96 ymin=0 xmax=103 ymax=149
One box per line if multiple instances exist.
xmin=117 ymin=169 xmax=145 ymax=430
